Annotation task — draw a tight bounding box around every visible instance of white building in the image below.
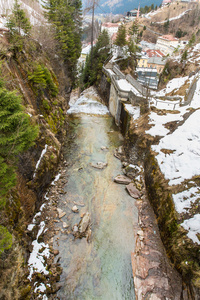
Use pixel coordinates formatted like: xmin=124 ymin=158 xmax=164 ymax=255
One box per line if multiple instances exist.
xmin=156 ymin=35 xmax=179 ymax=55
xmin=101 ymin=22 xmax=120 ymax=39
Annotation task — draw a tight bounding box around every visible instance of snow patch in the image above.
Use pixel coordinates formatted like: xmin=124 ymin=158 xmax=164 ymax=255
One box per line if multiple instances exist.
xmin=33 ymin=144 xmax=48 ymax=178
xmin=67 ymin=94 xmax=109 ymax=115
xmin=152 ymin=110 xmax=200 ymax=185
xmin=173 ymin=187 xmax=200 ymax=213
xmin=181 ymin=214 xmax=200 ymax=245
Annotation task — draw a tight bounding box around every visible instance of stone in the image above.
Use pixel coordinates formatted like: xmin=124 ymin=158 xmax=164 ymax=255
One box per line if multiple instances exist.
xmin=122 ymin=161 xmax=129 ymax=167
xmin=101 ymin=146 xmax=108 ymax=150
xmin=123 ymin=164 xmax=142 ymax=179
xmin=72 ymin=224 xmax=78 ymax=232
xmin=114 ymin=175 xmax=132 ymax=185
xmin=57 ymin=208 xmax=66 ymax=218
xmin=63 ymin=222 xmax=69 ymax=229
xmin=117 ymin=146 xmax=123 ymax=154
xmin=91 ymin=162 xmax=107 ymax=169
xmin=74 ymin=201 xmax=85 ymax=207
xmin=86 ymin=228 xmax=92 ymax=243
xmin=53 ymin=250 xmax=59 ymax=256
xmin=126 ymin=183 xmax=141 ymax=199
xmin=78 ymin=212 xmax=90 ymax=234
xmin=71 ymin=205 xmax=79 ymax=213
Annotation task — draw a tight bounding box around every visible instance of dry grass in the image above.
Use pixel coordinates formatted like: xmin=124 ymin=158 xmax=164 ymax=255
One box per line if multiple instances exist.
xmin=138 ymin=2 xmax=200 ymax=42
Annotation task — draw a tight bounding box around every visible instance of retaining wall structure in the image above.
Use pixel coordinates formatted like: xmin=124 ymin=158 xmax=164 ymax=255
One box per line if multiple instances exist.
xmin=102 ymin=63 xmax=148 ymax=125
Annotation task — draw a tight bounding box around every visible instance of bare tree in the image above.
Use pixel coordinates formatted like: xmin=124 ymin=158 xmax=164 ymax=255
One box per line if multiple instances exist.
xmin=84 ymin=0 xmax=99 ymax=68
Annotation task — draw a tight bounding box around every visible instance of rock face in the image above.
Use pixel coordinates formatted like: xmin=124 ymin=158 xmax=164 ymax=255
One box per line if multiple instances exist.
xmin=131 ymin=193 xmax=183 ymax=300
xmin=114 ymin=175 xmax=132 ymax=185
xmin=91 ymin=162 xmax=107 ymax=169
xmin=126 ymin=183 xmax=141 ymax=199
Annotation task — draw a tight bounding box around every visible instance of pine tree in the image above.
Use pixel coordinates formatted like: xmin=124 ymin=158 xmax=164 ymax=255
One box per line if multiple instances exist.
xmin=129 ymin=21 xmax=139 ymax=43
xmin=44 ymin=0 xmax=82 ymax=81
xmin=114 ymin=24 xmax=127 ymax=47
xmin=7 ymin=0 xmax=31 ymax=50
xmin=82 ymin=30 xmax=110 ymax=87
xmin=0 ymin=78 xmax=38 ymax=206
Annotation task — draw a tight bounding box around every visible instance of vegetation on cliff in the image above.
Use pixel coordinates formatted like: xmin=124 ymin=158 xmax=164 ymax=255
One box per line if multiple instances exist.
xmin=44 ymin=0 xmax=82 ymax=83
xmin=7 ymin=0 xmax=32 ymax=51
xmin=0 ymin=0 xmax=82 ymax=297
xmin=82 ymin=29 xmax=110 ymax=88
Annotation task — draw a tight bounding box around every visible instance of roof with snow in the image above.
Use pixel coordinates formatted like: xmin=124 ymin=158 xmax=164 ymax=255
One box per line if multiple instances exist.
xmin=102 ymin=22 xmax=119 ymax=28
xmin=146 ymin=49 xmax=165 ymax=58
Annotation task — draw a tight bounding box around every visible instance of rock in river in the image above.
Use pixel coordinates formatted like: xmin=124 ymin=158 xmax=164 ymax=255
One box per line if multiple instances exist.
xmin=114 ymin=175 xmax=132 ymax=185
xmin=126 ymin=183 xmax=141 ymax=199
xmin=57 ymin=208 xmax=66 ymax=219
xmin=91 ymin=162 xmax=107 ymax=169
xmin=71 ymin=205 xmax=79 ymax=213
xmin=79 ymin=212 xmax=90 ymax=234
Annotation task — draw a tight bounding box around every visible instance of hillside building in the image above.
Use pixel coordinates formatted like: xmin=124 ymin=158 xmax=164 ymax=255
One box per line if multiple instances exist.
xmin=101 ymin=22 xmax=120 ymax=39
xmin=136 ymin=67 xmax=159 ymax=89
xmin=145 ymin=49 xmax=165 ymax=58
xmin=137 ymin=55 xmax=149 ymax=68
xmin=147 ymin=57 xmax=166 ymax=74
xmin=156 ymin=35 xmax=179 ymax=55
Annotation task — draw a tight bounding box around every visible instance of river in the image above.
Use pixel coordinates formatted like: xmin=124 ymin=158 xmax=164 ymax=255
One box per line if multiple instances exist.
xmin=54 ymin=88 xmax=138 ymax=299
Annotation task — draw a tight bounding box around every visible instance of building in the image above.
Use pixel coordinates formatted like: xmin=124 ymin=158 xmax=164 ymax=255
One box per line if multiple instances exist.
xmin=101 ymin=22 xmax=120 ymax=39
xmin=137 ymin=55 xmax=148 ymax=68
xmin=147 ymin=57 xmax=166 ymax=74
xmin=156 ymin=35 xmax=179 ymax=55
xmin=136 ymin=67 xmax=159 ymax=89
xmin=145 ymin=49 xmax=165 ymax=58
xmin=126 ymin=8 xmax=140 ymax=20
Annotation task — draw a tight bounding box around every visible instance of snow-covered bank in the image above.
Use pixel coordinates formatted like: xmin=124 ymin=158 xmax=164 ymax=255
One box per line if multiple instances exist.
xmin=145 ymin=72 xmax=200 ymax=247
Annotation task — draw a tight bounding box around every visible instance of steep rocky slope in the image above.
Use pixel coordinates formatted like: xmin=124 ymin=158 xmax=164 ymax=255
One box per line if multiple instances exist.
xmin=0 ymin=28 xmax=70 ymax=299
xmin=139 ymin=2 xmax=200 ymax=43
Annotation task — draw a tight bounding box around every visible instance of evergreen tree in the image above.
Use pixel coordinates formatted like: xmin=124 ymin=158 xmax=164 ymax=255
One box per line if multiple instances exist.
xmin=129 ymin=21 xmax=139 ymax=43
xmin=189 ymin=33 xmax=196 ymax=46
xmin=7 ymin=0 xmax=31 ymax=50
xmin=82 ymin=29 xmax=110 ymax=87
xmin=164 ymin=19 xmax=169 ymax=33
xmin=44 ymin=0 xmax=82 ymax=81
xmin=114 ymin=24 xmax=127 ymax=47
xmin=181 ymin=50 xmax=188 ymax=62
xmin=0 ymin=77 xmax=38 ymax=207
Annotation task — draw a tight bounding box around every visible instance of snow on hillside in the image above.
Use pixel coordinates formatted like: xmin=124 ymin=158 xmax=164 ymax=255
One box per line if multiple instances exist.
xmin=154 ymin=9 xmax=192 ymax=24
xmin=147 ymin=72 xmax=200 ymax=245
xmin=151 ymin=108 xmax=200 ymax=186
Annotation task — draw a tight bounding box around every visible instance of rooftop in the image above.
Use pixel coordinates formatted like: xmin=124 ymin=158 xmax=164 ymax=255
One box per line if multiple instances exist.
xmin=148 ymin=57 xmax=166 ymax=65
xmin=146 ymin=49 xmax=165 ymax=58
xmin=102 ymin=22 xmax=120 ymax=28
xmin=158 ymin=35 xmax=178 ymax=42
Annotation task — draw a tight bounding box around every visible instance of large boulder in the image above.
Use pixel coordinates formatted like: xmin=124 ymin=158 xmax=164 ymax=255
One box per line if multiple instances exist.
xmin=78 ymin=212 xmax=90 ymax=234
xmin=114 ymin=175 xmax=132 ymax=185
xmin=126 ymin=183 xmax=141 ymax=199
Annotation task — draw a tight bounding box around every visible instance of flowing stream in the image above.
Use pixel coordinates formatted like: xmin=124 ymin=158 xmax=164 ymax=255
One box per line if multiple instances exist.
xmin=54 ymin=89 xmax=138 ymax=299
